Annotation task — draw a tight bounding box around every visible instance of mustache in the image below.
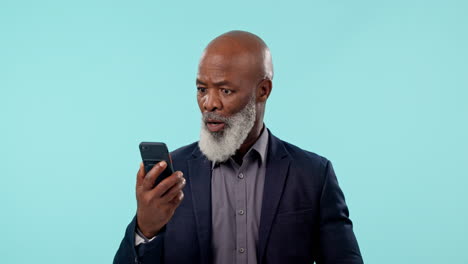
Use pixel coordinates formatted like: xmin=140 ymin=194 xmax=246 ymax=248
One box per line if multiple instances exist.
xmin=202 ymin=112 xmax=231 ymax=124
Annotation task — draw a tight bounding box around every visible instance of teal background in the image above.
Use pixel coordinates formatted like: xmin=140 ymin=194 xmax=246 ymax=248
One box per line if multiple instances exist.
xmin=1 ymin=0 xmax=467 ymax=263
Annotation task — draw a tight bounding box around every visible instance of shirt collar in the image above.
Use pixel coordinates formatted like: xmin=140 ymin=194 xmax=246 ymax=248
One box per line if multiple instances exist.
xmin=211 ymin=124 xmax=269 ymax=169
xmin=249 ymin=124 xmax=269 ymax=164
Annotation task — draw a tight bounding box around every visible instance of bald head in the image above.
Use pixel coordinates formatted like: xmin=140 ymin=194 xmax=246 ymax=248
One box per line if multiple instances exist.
xmin=200 ymin=30 xmax=273 ymax=80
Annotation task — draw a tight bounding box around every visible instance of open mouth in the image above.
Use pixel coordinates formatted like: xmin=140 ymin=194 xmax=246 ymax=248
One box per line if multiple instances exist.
xmin=206 ymin=119 xmax=226 ymax=132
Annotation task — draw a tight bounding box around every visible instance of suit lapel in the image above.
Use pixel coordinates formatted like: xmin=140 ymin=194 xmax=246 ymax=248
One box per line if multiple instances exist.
xmin=188 ymin=149 xmax=213 ymax=264
xmin=257 ymin=132 xmax=291 ymax=264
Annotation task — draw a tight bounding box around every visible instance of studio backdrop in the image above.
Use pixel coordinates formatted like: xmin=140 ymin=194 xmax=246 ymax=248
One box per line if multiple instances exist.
xmin=1 ymin=0 xmax=467 ymax=263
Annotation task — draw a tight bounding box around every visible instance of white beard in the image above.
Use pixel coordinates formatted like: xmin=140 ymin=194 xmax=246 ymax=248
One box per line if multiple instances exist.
xmin=198 ymin=97 xmax=256 ymax=163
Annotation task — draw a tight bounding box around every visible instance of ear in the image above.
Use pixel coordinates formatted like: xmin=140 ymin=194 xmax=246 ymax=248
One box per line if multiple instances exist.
xmin=256 ymin=79 xmax=272 ymax=103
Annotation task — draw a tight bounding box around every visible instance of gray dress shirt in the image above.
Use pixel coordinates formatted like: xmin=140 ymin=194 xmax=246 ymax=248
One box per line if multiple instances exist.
xmin=211 ymin=127 xmax=269 ymax=264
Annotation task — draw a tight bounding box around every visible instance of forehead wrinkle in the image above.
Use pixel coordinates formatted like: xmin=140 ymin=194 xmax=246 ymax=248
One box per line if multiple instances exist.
xmin=199 ymin=55 xmax=256 ymax=85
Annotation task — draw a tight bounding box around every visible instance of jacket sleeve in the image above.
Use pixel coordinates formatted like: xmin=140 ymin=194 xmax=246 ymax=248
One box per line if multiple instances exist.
xmin=316 ymin=160 xmax=364 ymax=264
xmin=113 ymin=215 xmax=165 ymax=264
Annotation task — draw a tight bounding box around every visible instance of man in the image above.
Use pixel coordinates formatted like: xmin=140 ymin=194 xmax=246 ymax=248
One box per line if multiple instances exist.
xmin=114 ymin=30 xmax=363 ymax=264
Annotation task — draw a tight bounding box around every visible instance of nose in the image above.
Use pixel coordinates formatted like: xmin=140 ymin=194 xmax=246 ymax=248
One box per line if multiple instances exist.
xmin=203 ymin=91 xmax=222 ymax=112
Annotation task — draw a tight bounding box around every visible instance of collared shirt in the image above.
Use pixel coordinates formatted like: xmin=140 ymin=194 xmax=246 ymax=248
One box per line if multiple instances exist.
xmin=135 ymin=127 xmax=269 ymax=264
xmin=211 ymin=127 xmax=269 ymax=264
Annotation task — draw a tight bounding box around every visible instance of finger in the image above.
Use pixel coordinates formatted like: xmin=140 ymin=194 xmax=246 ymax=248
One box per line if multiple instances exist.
xmin=136 ymin=162 xmax=145 ymax=187
xmin=159 ymin=177 xmax=186 ymax=203
xmin=168 ymin=190 xmax=184 ymax=206
xmin=152 ymin=171 xmax=183 ymax=197
xmin=142 ymin=161 xmax=167 ymax=190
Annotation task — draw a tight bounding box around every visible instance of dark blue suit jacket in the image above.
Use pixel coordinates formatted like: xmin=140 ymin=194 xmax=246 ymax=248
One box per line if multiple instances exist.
xmin=114 ymin=132 xmax=363 ymax=264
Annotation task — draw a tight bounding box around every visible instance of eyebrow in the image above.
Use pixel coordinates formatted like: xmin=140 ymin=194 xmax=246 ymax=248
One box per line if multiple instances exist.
xmin=196 ymin=79 xmax=232 ymax=87
xmin=196 ymin=79 xmax=206 ymax=86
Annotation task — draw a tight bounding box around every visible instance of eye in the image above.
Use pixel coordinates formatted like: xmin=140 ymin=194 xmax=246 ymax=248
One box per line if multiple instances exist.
xmin=197 ymin=87 xmax=207 ymax=93
xmin=221 ymin=88 xmax=232 ymax=95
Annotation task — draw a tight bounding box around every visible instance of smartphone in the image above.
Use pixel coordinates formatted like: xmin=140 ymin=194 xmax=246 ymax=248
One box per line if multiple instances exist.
xmin=139 ymin=142 xmax=174 ymax=187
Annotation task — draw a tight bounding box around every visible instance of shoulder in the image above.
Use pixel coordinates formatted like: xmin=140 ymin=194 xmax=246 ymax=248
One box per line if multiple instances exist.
xmin=170 ymin=141 xmax=199 ymax=161
xmin=274 ymin=137 xmax=335 ymax=190
xmin=276 ymin=136 xmax=330 ymax=171
xmin=168 ymin=142 xmax=200 ymax=171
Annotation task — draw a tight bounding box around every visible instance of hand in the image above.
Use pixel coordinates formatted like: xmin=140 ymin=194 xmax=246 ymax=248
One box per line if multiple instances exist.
xmin=135 ymin=161 xmax=185 ymax=238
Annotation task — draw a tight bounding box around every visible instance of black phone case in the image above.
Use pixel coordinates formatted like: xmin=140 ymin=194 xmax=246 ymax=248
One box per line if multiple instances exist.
xmin=139 ymin=142 xmax=174 ymax=187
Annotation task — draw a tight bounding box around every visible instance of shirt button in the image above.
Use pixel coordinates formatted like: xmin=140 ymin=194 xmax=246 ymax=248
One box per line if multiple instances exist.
xmin=239 ymin=248 xmax=245 ymax=253
xmin=238 ymin=173 xmax=244 ymax=179
xmin=238 ymin=209 xmax=245 ymax=215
